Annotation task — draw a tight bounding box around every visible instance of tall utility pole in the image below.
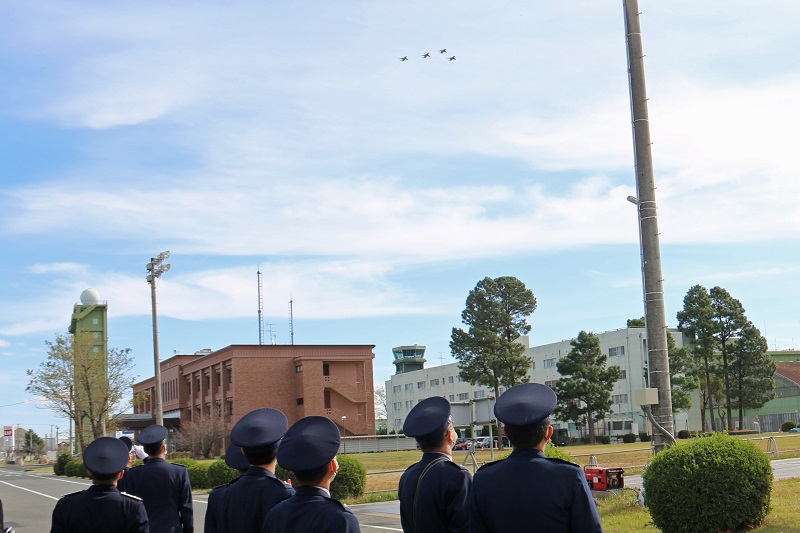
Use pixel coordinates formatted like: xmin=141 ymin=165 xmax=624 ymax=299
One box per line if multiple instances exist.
xmin=623 ymin=0 xmax=674 ymax=452
xmin=146 ymin=251 xmax=171 ymax=427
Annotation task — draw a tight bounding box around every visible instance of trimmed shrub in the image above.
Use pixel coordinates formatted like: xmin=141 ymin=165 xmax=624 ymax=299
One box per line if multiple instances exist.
xmin=169 ymin=457 xmax=197 ymax=468
xmin=544 ymin=441 xmax=575 ymax=462
xmin=54 ymin=453 xmax=72 ymax=476
xmin=677 ymin=429 xmax=690 ymax=439
xmin=187 ymin=461 xmax=213 ymax=489
xmin=643 ymin=433 xmax=772 ymax=533
xmin=780 ymin=420 xmax=797 ymax=433
xmin=622 ymin=433 xmax=637 ymax=443
xmin=64 ymin=459 xmax=79 ymax=477
xmin=330 ymin=455 xmax=366 ymax=500
xmin=207 ymin=459 xmax=239 ymax=487
xmin=597 ymin=435 xmax=611 ymax=445
xmin=639 ymin=432 xmax=651 ymax=442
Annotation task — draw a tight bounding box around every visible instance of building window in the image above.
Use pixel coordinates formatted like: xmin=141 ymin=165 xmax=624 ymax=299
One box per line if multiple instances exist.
xmin=216 ymin=373 xmax=221 ymax=386
xmin=609 ymin=346 xmax=625 ymax=357
xmin=619 ymin=370 xmax=627 ymax=380
xmin=544 ymin=358 xmax=556 ymax=368
xmin=295 ymin=365 xmax=303 ymax=373
xmin=394 ymin=402 xmax=402 ymax=409
xmin=323 ymin=363 xmax=330 ymax=376
xmin=474 ymin=390 xmax=485 ymax=399
xmin=430 ymin=379 xmax=439 ymax=387
xmin=612 ymin=394 xmax=628 ymax=404
xmin=417 ymin=381 xmax=425 ymax=389
xmin=394 ymin=419 xmax=402 ymax=428
xmin=226 ymin=400 xmax=234 ymax=416
xmin=296 ymin=398 xmax=304 ymax=405
xmin=545 ymin=380 xmax=558 ymax=388
xmin=405 ymin=400 xmax=413 ymax=408
xmin=393 ymin=385 xmax=401 ymax=393
xmin=448 ymin=376 xmax=454 ymax=384
xmin=458 ymin=376 xmax=466 ymax=382
xmin=228 ymin=369 xmax=233 ymax=383
xmin=405 ymin=383 xmax=413 ymax=391
xmin=531 ymin=361 xmax=536 ymax=370
xmin=324 ymin=390 xmax=331 ymax=409
xmin=449 ymin=394 xmax=455 ymax=401
xmin=457 ymin=393 xmax=469 ymax=401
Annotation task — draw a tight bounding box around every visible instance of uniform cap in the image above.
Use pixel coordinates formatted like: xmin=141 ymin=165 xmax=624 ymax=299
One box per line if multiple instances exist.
xmin=230 ymin=408 xmax=288 ymax=448
xmin=494 ymin=383 xmax=557 ymax=426
xmin=83 ymin=437 xmax=130 ymax=476
xmin=137 ymin=424 xmax=168 ymax=446
xmin=224 ymin=444 xmax=250 ymax=471
xmin=403 ymin=396 xmax=452 ymax=439
xmin=277 ymin=416 xmax=340 ymax=472
xmin=118 ymin=436 xmax=133 ymax=451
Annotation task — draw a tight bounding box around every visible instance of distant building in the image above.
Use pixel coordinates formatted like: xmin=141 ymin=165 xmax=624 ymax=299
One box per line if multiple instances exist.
xmin=386 ymin=328 xmax=699 ymax=439
xmin=130 ymin=344 xmax=376 ymax=453
xmin=69 ymin=288 xmax=108 ymax=451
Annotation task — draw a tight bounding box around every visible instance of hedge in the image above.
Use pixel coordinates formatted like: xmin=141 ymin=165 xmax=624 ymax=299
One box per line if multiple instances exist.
xmin=187 ymin=461 xmax=213 ymax=489
xmin=53 ymin=453 xmax=72 ymax=476
xmin=643 ymin=433 xmax=772 ymax=533
xmin=781 ymin=420 xmax=797 ymax=432
xmin=207 ymin=459 xmax=239 ymax=487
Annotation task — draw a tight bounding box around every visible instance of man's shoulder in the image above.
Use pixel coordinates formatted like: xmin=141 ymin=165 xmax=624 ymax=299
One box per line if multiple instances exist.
xmin=119 ymin=491 xmax=144 ymax=502
xmin=475 ymin=457 xmax=507 ymax=475
xmin=58 ymin=490 xmax=85 ymax=500
xmin=544 ymin=457 xmax=581 ymax=469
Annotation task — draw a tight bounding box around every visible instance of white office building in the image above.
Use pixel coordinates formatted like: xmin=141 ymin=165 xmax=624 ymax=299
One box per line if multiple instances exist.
xmin=385 ymin=328 xmax=700 ymax=439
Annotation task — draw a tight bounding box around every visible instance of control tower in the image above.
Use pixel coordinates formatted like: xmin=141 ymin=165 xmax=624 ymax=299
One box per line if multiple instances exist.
xmin=392 ymin=344 xmax=426 ymax=374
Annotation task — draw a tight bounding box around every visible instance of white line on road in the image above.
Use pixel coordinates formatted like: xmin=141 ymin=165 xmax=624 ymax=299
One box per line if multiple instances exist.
xmin=360 ymin=526 xmax=402 ymax=531
xmin=0 ymin=479 xmax=59 ymax=501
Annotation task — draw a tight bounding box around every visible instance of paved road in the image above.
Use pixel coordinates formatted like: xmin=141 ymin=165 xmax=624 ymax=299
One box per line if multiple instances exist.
xmin=3 ymin=458 xmax=799 ymax=531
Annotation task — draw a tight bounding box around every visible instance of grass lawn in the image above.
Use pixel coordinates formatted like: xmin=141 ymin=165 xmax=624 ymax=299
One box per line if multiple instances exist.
xmin=347 ymin=432 xmax=800 ymax=531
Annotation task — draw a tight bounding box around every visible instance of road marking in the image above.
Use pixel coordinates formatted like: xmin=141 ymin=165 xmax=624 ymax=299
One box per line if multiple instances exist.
xmin=361 ymin=526 xmax=402 ymax=531
xmin=0 ymin=479 xmax=59 ymax=501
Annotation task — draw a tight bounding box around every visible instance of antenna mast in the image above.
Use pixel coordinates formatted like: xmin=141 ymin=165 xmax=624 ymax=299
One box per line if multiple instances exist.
xmin=288 ymin=299 xmax=294 ymax=345
xmin=257 ymin=266 xmax=264 ymax=345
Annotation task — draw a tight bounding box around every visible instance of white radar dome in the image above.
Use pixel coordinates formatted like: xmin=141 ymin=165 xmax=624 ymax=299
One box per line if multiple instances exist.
xmin=80 ymin=288 xmax=101 ymax=305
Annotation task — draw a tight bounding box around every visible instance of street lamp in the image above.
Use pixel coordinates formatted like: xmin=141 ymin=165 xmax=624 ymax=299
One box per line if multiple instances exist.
xmin=146 ymin=251 xmax=171 ymax=427
xmin=56 ymin=425 xmax=60 ymax=454
xmin=341 ymin=416 xmax=347 ymax=454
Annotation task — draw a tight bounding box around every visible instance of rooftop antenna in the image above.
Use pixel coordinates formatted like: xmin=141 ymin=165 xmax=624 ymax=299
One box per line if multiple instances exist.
xmin=257 ymin=265 xmax=264 ymax=345
xmin=438 ymin=352 xmax=446 ymax=366
xmin=289 ymin=298 xmax=294 ymax=345
xmin=266 ymin=323 xmax=277 ymax=345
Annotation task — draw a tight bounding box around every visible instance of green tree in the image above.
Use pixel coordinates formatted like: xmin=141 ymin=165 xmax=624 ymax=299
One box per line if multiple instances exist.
xmin=677 ymin=285 xmax=718 ymax=431
xmin=553 ymin=331 xmax=621 ymax=443
xmin=667 ymin=333 xmax=697 ymax=413
xmin=23 ymin=429 xmax=45 ymax=458
xmin=709 ymin=286 xmax=748 ymax=431
xmin=450 ymin=276 xmax=537 ymax=401
xmin=627 ymin=317 xmax=645 ymax=327
xmin=730 ymin=323 xmax=775 ymax=428
xmin=27 ymin=332 xmax=139 ymax=452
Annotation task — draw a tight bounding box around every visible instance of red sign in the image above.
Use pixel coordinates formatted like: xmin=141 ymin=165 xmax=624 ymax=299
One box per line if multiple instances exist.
xmin=3 ymin=427 xmax=12 ymax=437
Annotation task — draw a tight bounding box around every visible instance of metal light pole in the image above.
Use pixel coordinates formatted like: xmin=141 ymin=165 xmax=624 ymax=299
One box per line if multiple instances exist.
xmin=341 ymin=416 xmax=347 ymax=454
xmin=146 ymin=251 xmax=171 ymax=427
xmin=623 ymin=0 xmax=674 ymax=453
xmin=56 ymin=425 xmax=60 ymax=454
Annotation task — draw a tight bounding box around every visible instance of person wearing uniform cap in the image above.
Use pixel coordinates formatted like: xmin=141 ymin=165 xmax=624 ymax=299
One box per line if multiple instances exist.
xmin=51 ymin=436 xmax=149 ymax=532
xmin=262 ymin=416 xmax=360 ymax=533
xmin=119 ymin=436 xmax=136 ymax=472
xmin=398 ymin=396 xmax=471 ymax=533
xmin=220 ymin=408 xmax=294 ymax=532
xmin=119 ymin=424 xmax=193 ymax=533
xmin=469 ymin=383 xmax=603 ymax=533
xmin=204 ymin=444 xmax=250 ymax=533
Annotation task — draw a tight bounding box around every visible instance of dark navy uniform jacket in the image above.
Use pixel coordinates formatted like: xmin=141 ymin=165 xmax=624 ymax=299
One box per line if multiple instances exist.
xmin=50 ymin=485 xmax=148 ymax=533
xmin=220 ymin=466 xmax=294 ymax=532
xmin=469 ymin=449 xmax=602 ymax=533
xmin=204 ymin=477 xmax=239 ymax=533
xmin=118 ymin=458 xmax=193 ymax=533
xmin=262 ymin=485 xmax=360 ymax=533
xmin=398 ymin=452 xmax=471 ymax=533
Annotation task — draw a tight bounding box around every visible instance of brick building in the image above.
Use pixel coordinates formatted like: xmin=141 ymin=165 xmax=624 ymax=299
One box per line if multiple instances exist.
xmin=131 ymin=344 xmax=375 ymax=450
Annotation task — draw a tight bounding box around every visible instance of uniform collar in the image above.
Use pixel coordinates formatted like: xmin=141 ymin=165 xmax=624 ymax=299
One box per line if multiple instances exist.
xmin=423 ymin=451 xmax=452 ymax=461
xmin=509 ymin=448 xmax=546 ymax=459
xmin=88 ymin=485 xmax=120 ymax=493
xmin=245 ymin=465 xmax=277 ymax=478
xmin=296 ymin=485 xmax=330 ymax=498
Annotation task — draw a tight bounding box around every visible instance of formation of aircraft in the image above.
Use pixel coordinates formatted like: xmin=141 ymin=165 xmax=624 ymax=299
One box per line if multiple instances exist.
xmin=398 ymin=49 xmax=456 ymax=61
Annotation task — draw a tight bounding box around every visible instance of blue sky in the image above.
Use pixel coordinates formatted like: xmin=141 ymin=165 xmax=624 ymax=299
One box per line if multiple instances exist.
xmin=2 ymin=1 xmax=800 ymax=436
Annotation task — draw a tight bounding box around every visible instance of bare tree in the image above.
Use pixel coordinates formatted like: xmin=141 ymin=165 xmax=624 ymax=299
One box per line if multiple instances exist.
xmin=27 ymin=332 xmax=139 ymax=451
xmin=172 ymin=411 xmax=225 ymax=458
xmin=374 ymin=386 xmax=388 ymax=420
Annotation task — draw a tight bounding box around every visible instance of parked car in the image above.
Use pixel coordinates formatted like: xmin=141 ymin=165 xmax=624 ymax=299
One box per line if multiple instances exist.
xmin=789 ymin=427 xmax=800 ymax=433
xmin=452 ymin=438 xmax=468 ymax=450
xmin=453 ymin=439 xmax=472 ymax=450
